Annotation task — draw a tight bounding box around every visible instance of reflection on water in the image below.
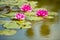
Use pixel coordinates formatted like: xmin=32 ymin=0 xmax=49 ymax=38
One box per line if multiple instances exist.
xmin=39 ymin=16 xmax=58 ymax=36
xmin=26 ymin=28 xmax=34 ymax=37
xmin=43 ymin=16 xmax=58 ymax=26
xmin=40 ymin=23 xmax=50 ymax=36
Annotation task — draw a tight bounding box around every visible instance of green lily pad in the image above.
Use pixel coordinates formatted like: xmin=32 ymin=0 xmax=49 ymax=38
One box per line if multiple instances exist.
xmin=0 ymin=15 xmax=7 ymax=18
xmin=3 ymin=21 xmax=20 ymax=29
xmin=48 ymin=12 xmax=58 ymax=16
xmin=3 ymin=12 xmax=16 ymax=17
xmin=16 ymin=21 xmax=32 ymax=29
xmin=3 ymin=20 xmax=32 ymax=29
xmin=15 ymin=0 xmax=28 ymax=7
xmin=0 ymin=29 xmax=16 ymax=35
xmin=46 ymin=16 xmax=54 ymax=19
xmin=25 ymin=12 xmax=35 ymax=16
xmin=33 ymin=8 xmax=39 ymax=12
xmin=27 ymin=1 xmax=37 ymax=8
xmin=0 ymin=20 xmax=10 ymax=25
xmin=26 ymin=16 xmax=43 ymax=21
xmin=0 ymin=12 xmax=16 ymax=18
xmin=20 ymin=22 xmax=32 ymax=29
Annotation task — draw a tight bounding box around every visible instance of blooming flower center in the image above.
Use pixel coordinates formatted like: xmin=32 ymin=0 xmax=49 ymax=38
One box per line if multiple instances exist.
xmin=20 ymin=4 xmax=32 ymax=12
xmin=15 ymin=13 xmax=25 ymax=20
xmin=36 ymin=9 xmax=48 ymax=17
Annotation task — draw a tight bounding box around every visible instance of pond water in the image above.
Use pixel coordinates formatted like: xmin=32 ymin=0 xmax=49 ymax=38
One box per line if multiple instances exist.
xmin=0 ymin=14 xmax=60 ymax=40
xmin=0 ymin=0 xmax=60 ymax=40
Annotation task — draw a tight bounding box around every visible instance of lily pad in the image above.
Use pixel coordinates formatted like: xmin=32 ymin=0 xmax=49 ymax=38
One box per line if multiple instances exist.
xmin=3 ymin=20 xmax=32 ymax=29
xmin=46 ymin=16 xmax=54 ymax=19
xmin=26 ymin=16 xmax=43 ymax=21
xmin=0 ymin=15 xmax=7 ymax=18
xmin=3 ymin=21 xmax=20 ymax=29
xmin=0 ymin=20 xmax=10 ymax=25
xmin=10 ymin=6 xmax=20 ymax=12
xmin=16 ymin=21 xmax=32 ymax=29
xmin=20 ymin=22 xmax=32 ymax=29
xmin=0 ymin=29 xmax=16 ymax=35
xmin=48 ymin=12 xmax=58 ymax=16
xmin=15 ymin=0 xmax=28 ymax=7
xmin=25 ymin=12 xmax=35 ymax=16
xmin=0 ymin=0 xmax=18 ymax=5
xmin=27 ymin=1 xmax=37 ymax=8
xmin=0 ymin=12 xmax=16 ymax=18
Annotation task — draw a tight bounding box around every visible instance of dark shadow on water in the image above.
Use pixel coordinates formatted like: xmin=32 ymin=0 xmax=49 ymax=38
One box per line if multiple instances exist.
xmin=40 ymin=23 xmax=50 ymax=36
xmin=26 ymin=28 xmax=34 ymax=37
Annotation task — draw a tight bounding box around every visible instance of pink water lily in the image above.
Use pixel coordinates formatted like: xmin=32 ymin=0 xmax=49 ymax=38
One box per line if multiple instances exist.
xmin=36 ymin=9 xmax=48 ymax=17
xmin=20 ymin=4 xmax=32 ymax=12
xmin=15 ymin=13 xmax=25 ymax=20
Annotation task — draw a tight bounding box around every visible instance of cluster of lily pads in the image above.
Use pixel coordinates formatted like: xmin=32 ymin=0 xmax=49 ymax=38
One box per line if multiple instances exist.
xmin=0 ymin=0 xmax=58 ymax=35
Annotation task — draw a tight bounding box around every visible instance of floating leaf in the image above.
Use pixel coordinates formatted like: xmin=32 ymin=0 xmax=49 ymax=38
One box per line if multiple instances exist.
xmin=33 ymin=8 xmax=39 ymax=12
xmin=46 ymin=16 xmax=54 ymax=19
xmin=4 ymin=12 xmax=15 ymax=17
xmin=3 ymin=20 xmax=31 ymax=29
xmin=48 ymin=12 xmax=58 ymax=16
xmin=15 ymin=0 xmax=28 ymax=7
xmin=3 ymin=21 xmax=20 ymax=29
xmin=16 ymin=20 xmax=25 ymax=24
xmin=10 ymin=6 xmax=20 ymax=12
xmin=0 ymin=20 xmax=10 ymax=25
xmin=0 ymin=0 xmax=19 ymax=5
xmin=0 ymin=29 xmax=16 ymax=35
xmin=27 ymin=1 xmax=37 ymax=8
xmin=0 ymin=12 xmax=16 ymax=18
xmin=0 ymin=15 xmax=7 ymax=18
xmin=25 ymin=12 xmax=35 ymax=16
xmin=26 ymin=16 xmax=43 ymax=21
xmin=16 ymin=21 xmax=32 ymax=29
xmin=21 ymin=22 xmax=32 ymax=29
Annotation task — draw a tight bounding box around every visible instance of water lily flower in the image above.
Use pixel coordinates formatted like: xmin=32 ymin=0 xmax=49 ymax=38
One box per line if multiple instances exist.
xmin=15 ymin=13 xmax=25 ymax=20
xmin=36 ymin=9 xmax=48 ymax=17
xmin=20 ymin=4 xmax=32 ymax=12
